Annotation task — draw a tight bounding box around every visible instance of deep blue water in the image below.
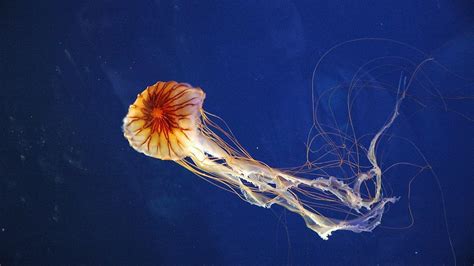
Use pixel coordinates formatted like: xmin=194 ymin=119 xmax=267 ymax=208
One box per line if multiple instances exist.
xmin=1 ymin=0 xmax=473 ymax=265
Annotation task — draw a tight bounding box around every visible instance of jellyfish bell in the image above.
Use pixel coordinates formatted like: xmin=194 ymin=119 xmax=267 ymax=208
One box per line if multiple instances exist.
xmin=123 ymin=81 xmax=205 ymax=160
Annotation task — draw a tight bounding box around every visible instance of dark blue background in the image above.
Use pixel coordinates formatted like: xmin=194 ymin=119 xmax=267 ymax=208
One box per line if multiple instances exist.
xmin=1 ymin=0 xmax=473 ymax=265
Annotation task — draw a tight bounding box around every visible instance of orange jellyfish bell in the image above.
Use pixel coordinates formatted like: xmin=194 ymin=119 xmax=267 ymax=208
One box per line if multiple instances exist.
xmin=123 ymin=81 xmax=205 ymax=160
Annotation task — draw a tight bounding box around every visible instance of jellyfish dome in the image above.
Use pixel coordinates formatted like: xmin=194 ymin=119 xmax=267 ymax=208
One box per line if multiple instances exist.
xmin=123 ymin=81 xmax=205 ymax=160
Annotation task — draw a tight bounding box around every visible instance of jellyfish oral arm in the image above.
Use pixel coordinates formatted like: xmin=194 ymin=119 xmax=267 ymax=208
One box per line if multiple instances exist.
xmin=183 ymin=124 xmax=399 ymax=239
xmin=181 ymin=76 xmax=406 ymax=239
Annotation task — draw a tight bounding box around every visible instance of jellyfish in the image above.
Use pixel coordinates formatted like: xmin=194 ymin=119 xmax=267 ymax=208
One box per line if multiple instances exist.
xmin=123 ymin=80 xmax=405 ymax=240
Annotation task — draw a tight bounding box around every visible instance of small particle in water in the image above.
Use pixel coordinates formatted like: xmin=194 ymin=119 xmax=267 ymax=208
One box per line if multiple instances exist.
xmin=1 ymin=228 xmax=5 ymax=232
